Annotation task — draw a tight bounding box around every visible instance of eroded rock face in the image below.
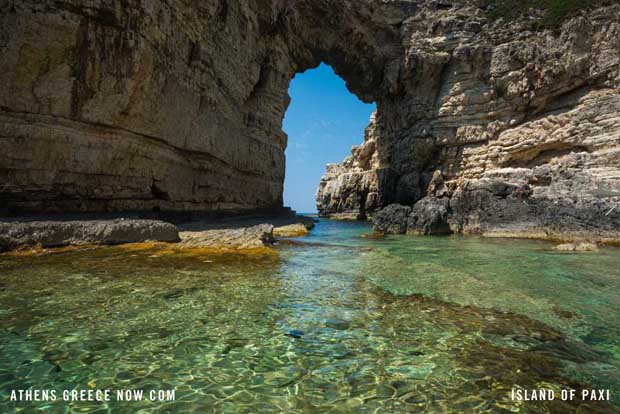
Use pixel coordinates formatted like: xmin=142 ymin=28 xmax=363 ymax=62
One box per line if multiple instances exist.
xmin=0 ymin=219 xmax=180 ymax=251
xmin=0 ymin=0 xmax=397 ymax=214
xmin=372 ymin=204 xmax=411 ymax=234
xmin=407 ymin=197 xmax=451 ymax=236
xmin=313 ymin=2 xmax=620 ymax=240
xmin=1 ymin=0 xmax=294 ymax=214
xmin=1 ymin=1 xmax=619 ymax=241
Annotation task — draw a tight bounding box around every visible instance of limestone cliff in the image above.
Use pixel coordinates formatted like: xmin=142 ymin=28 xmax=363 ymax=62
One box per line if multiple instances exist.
xmin=0 ymin=0 xmax=400 ymax=214
xmin=313 ymin=1 xmax=620 ymax=241
xmin=1 ymin=1 xmax=619 ymax=240
xmin=1 ymin=0 xmax=292 ymax=214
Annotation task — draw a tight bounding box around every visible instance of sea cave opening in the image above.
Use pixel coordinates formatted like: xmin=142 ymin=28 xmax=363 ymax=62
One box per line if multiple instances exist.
xmin=283 ymin=63 xmax=376 ymax=214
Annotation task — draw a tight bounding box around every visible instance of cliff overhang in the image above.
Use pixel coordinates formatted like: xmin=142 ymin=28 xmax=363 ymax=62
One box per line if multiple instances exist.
xmin=0 ymin=0 xmax=618 ymax=239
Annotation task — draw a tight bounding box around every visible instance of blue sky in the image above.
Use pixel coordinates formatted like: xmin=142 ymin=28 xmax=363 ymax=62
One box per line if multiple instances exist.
xmin=283 ymin=64 xmax=376 ymax=213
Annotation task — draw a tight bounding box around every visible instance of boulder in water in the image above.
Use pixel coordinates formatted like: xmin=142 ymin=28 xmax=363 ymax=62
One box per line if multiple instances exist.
xmin=407 ymin=198 xmax=451 ymax=235
xmin=372 ymin=204 xmax=411 ymax=234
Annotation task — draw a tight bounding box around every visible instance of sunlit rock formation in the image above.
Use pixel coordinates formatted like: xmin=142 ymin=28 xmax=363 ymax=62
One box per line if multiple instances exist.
xmin=1 ymin=0 xmax=618 ymax=240
xmin=313 ymin=1 xmax=620 ymax=241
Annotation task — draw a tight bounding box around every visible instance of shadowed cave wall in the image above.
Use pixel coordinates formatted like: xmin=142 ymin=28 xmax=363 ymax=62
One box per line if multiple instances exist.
xmin=1 ymin=0 xmax=619 ymax=240
xmin=0 ymin=0 xmax=393 ymax=214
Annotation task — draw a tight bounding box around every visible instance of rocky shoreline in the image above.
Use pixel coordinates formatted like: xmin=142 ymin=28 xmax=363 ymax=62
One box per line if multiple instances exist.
xmin=0 ymin=214 xmax=314 ymax=253
xmin=1 ymin=2 xmax=618 ymax=240
xmin=370 ymin=173 xmax=620 ymax=245
xmin=176 ymin=215 xmax=314 ymax=250
xmin=314 ymin=3 xmax=620 ymax=242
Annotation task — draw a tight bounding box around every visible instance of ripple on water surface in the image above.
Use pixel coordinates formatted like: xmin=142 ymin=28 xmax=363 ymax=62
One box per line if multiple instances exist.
xmin=0 ymin=219 xmax=619 ymax=413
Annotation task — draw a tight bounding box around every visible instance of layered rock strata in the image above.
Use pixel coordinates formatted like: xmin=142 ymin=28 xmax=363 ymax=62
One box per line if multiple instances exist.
xmin=1 ymin=1 xmax=619 ymax=241
xmin=1 ymin=0 xmax=292 ymax=214
xmin=314 ymin=2 xmax=620 ymax=241
xmin=0 ymin=219 xmax=180 ymax=251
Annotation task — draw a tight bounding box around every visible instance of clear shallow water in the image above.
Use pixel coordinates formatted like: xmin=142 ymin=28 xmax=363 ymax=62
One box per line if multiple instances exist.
xmin=1 ymin=219 xmax=619 ymax=413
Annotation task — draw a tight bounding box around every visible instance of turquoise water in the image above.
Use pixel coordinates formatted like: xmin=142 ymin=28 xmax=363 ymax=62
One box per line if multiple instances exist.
xmin=0 ymin=219 xmax=619 ymax=413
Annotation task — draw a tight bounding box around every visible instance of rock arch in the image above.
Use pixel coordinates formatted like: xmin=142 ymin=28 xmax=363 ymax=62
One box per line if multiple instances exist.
xmin=1 ymin=0 xmax=619 ymax=240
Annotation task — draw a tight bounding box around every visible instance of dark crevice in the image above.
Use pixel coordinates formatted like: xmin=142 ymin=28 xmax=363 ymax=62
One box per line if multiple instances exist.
xmin=245 ymin=57 xmax=271 ymax=105
xmin=70 ymin=18 xmax=95 ymax=118
xmin=357 ymin=190 xmax=369 ymax=220
xmin=216 ymin=0 xmax=229 ymax=27
xmin=151 ymin=183 xmax=170 ymax=201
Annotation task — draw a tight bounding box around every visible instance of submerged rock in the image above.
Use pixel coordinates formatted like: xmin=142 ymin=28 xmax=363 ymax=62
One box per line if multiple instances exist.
xmin=325 ymin=319 xmax=351 ymax=330
xmin=360 ymin=232 xmax=385 ymax=240
xmin=553 ymin=242 xmax=599 ymax=252
xmin=285 ymin=329 xmax=304 ymax=339
xmin=372 ymin=204 xmax=411 ymax=234
xmin=531 ymin=339 xmax=608 ymax=363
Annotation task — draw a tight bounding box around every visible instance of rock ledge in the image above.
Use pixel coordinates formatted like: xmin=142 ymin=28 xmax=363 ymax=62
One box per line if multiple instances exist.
xmin=0 ymin=219 xmax=180 ymax=252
